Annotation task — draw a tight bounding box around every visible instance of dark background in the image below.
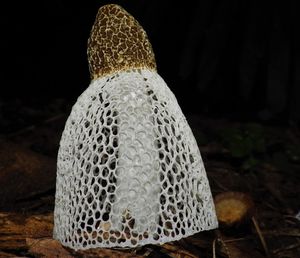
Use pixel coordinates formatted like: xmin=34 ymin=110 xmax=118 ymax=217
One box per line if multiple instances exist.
xmin=0 ymin=0 xmax=298 ymax=123
xmin=0 ymin=2 xmax=300 ymax=257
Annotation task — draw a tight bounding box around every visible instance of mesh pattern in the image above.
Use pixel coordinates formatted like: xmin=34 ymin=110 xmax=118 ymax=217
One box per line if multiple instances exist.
xmin=54 ymin=69 xmax=218 ymax=249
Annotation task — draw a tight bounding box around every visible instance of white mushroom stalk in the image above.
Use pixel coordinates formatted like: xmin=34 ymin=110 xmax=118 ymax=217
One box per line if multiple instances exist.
xmin=53 ymin=4 xmax=218 ymax=250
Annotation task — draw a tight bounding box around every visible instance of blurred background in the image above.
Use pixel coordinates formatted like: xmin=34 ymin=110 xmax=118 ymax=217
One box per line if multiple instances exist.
xmin=0 ymin=1 xmax=299 ymax=257
xmin=0 ymin=0 xmax=298 ymax=123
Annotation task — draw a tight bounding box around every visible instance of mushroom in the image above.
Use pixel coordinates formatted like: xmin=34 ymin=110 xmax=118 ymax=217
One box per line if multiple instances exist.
xmin=214 ymin=191 xmax=254 ymax=228
xmin=214 ymin=192 xmax=270 ymax=257
xmin=53 ymin=4 xmax=218 ymax=250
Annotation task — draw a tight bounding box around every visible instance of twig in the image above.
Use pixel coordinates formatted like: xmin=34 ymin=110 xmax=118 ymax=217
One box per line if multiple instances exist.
xmin=223 ymin=237 xmax=253 ymax=243
xmin=263 ymin=230 xmax=300 ymax=238
xmin=212 ymin=238 xmax=217 ymax=258
xmin=161 ymin=243 xmax=198 ymax=258
xmin=251 ymin=216 xmax=270 ymax=258
xmin=273 ymin=242 xmax=300 ymax=254
xmin=216 ymin=231 xmax=231 ymax=258
xmin=283 ymin=215 xmax=300 ymax=225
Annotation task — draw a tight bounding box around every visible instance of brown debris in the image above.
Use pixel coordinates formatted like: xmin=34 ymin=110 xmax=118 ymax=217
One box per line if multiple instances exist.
xmin=27 ymin=238 xmax=74 ymax=258
xmin=73 ymin=247 xmax=144 ymax=258
xmin=161 ymin=243 xmax=200 ymax=258
xmin=0 ymin=212 xmax=53 ymax=250
xmin=87 ymin=4 xmax=157 ymax=80
xmin=0 ymin=212 xmax=143 ymax=258
xmin=220 ymin=241 xmax=265 ymax=258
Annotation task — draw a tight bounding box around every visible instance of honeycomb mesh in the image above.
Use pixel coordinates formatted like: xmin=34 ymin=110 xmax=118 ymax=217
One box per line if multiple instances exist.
xmin=53 ymin=69 xmax=218 ymax=249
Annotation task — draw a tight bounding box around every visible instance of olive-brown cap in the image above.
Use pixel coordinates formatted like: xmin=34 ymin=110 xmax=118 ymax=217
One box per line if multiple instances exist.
xmin=87 ymin=4 xmax=157 ymax=80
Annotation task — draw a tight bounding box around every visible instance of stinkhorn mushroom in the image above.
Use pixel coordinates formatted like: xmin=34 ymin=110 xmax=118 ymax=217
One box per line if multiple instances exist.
xmin=53 ymin=4 xmax=218 ymax=250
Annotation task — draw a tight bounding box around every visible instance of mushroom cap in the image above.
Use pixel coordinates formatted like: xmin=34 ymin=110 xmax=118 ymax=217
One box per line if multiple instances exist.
xmin=87 ymin=4 xmax=157 ymax=80
xmin=214 ymin=192 xmax=255 ymax=227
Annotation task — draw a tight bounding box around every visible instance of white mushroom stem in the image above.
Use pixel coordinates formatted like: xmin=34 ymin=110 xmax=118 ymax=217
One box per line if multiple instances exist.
xmin=110 ymin=70 xmax=160 ymax=232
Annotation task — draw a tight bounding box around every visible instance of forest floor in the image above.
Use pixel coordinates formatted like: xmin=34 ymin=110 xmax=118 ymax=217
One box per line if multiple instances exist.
xmin=0 ymin=98 xmax=299 ymax=258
